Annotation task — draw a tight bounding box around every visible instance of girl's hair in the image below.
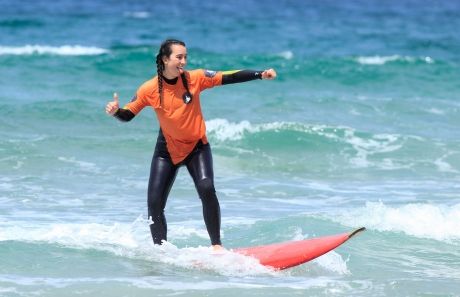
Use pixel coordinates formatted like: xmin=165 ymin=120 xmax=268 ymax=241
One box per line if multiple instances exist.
xmin=155 ymin=39 xmax=192 ymax=107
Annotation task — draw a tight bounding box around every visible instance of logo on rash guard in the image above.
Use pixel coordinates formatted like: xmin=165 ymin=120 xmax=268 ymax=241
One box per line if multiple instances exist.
xmin=130 ymin=94 xmax=137 ymax=102
xmin=204 ymin=70 xmax=217 ymax=77
xmin=183 ymin=92 xmax=193 ymax=104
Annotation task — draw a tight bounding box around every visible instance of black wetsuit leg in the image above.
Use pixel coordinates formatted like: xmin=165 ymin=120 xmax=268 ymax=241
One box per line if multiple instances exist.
xmin=185 ymin=142 xmax=222 ymax=246
xmin=147 ymin=133 xmax=178 ymax=245
xmin=147 ymin=131 xmax=221 ymax=246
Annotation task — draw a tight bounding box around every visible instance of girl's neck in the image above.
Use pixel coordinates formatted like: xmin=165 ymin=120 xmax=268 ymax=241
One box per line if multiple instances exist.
xmin=162 ymin=74 xmax=178 ymax=85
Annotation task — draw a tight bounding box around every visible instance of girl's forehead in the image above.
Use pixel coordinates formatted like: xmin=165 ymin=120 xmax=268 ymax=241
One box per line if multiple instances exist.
xmin=170 ymin=44 xmax=187 ymax=55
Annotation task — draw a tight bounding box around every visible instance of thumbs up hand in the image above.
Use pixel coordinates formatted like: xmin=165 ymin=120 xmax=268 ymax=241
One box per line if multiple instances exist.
xmin=105 ymin=92 xmax=120 ymax=115
xmin=261 ymin=68 xmax=277 ymax=80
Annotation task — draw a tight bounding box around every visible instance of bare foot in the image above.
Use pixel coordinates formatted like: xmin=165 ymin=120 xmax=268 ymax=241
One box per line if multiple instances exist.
xmin=212 ymin=245 xmax=225 ymax=253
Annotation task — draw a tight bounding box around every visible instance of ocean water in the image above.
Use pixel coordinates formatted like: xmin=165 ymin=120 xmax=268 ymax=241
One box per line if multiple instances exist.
xmin=1 ymin=0 xmax=460 ymax=296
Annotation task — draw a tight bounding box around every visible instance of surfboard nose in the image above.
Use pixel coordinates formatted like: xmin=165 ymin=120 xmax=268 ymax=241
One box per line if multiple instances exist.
xmin=234 ymin=227 xmax=366 ymax=270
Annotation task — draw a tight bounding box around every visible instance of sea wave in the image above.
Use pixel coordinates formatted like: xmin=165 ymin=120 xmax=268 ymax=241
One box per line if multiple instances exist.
xmin=0 ymin=45 xmax=109 ymax=56
xmin=331 ymin=202 xmax=460 ymax=243
xmin=205 ymin=118 xmax=454 ymax=173
xmin=206 ymin=118 xmax=408 ymax=160
xmin=207 ymin=118 xmax=403 ymax=141
xmin=0 ymin=217 xmax=269 ymax=276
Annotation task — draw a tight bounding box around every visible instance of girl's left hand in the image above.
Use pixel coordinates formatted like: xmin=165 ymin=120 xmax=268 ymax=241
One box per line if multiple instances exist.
xmin=261 ymin=68 xmax=277 ymax=80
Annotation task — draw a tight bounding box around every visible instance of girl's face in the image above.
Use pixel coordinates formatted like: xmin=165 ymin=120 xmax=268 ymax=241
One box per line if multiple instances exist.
xmin=162 ymin=44 xmax=187 ymax=79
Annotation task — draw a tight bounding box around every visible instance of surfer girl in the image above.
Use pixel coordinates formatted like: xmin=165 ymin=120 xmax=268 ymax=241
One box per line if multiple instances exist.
xmin=105 ymin=39 xmax=276 ymax=250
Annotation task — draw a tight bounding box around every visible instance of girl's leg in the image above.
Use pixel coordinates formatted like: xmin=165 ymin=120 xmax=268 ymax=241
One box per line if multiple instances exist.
xmin=186 ymin=143 xmax=222 ymax=246
xmin=147 ymin=154 xmax=178 ymax=245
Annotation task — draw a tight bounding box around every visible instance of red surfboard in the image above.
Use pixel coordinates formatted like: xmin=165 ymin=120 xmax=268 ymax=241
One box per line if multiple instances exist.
xmin=234 ymin=227 xmax=365 ymax=270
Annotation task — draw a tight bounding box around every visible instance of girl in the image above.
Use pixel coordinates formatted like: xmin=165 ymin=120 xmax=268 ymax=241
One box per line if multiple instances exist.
xmin=106 ymin=39 xmax=276 ymax=250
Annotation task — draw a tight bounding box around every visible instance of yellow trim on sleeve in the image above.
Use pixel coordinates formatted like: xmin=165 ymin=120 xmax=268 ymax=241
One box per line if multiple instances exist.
xmin=221 ymin=70 xmax=241 ymax=75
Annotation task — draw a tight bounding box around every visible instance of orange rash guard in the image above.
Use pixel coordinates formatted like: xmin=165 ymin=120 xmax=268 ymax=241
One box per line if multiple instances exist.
xmin=124 ymin=69 xmax=223 ymax=164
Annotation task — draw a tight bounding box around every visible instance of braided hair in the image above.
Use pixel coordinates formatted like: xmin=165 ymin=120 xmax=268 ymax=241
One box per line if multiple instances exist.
xmin=180 ymin=71 xmax=192 ymax=103
xmin=155 ymin=39 xmax=191 ymax=108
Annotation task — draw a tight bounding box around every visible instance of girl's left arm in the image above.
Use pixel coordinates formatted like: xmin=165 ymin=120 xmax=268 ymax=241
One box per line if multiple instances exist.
xmin=221 ymin=69 xmax=276 ymax=85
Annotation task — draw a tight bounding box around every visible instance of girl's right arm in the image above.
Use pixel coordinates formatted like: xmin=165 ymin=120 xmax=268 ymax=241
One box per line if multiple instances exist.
xmin=113 ymin=108 xmax=135 ymax=122
xmin=105 ymin=92 xmax=135 ymax=122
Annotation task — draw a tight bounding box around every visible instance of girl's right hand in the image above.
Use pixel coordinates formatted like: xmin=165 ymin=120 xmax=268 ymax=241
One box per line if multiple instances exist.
xmin=105 ymin=92 xmax=119 ymax=115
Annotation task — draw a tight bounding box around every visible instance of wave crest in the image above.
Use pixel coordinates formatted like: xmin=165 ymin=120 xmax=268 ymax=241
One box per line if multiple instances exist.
xmin=332 ymin=202 xmax=460 ymax=243
xmin=356 ymin=55 xmax=434 ymax=65
xmin=206 ymin=119 xmax=334 ymax=142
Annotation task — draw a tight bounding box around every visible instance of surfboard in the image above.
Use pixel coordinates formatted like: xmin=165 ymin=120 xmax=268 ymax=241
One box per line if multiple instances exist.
xmin=234 ymin=227 xmax=365 ymax=270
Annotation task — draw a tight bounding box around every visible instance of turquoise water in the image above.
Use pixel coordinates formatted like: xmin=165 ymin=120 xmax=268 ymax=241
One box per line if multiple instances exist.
xmin=1 ymin=1 xmax=460 ymax=296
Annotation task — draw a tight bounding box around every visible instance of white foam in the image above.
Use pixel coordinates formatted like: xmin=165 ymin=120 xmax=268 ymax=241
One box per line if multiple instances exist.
xmin=167 ymin=224 xmax=209 ymax=239
xmin=434 ymin=156 xmax=458 ymax=173
xmin=424 ymin=56 xmax=434 ymax=63
xmin=426 ymin=108 xmax=445 ymax=115
xmin=0 ymin=218 xmax=144 ymax=249
xmin=206 ymin=119 xmax=326 ymax=142
xmin=356 ymin=55 xmax=402 ymax=65
xmin=206 ymin=119 xmax=252 ymax=141
xmin=0 ymin=287 xmax=19 ymax=294
xmin=0 ymin=215 xmax=352 ymax=276
xmin=343 ymin=130 xmax=404 ymax=169
xmin=332 ymin=202 xmax=460 ymax=242
xmin=356 ymin=55 xmax=434 ymax=65
xmin=156 ymin=243 xmax=274 ymax=276
xmin=12 ymin=160 xmax=24 ymax=170
xmin=222 ymin=216 xmax=260 ymax=226
xmin=277 ymin=50 xmax=294 ymax=60
xmin=124 ymin=11 xmax=150 ymax=18
xmin=0 ymin=217 xmax=273 ymax=276
xmin=0 ymin=45 xmax=108 ymax=56
xmin=287 ymin=229 xmax=350 ymax=275
xmin=57 ymin=156 xmax=100 ymax=173
xmin=0 ymin=274 xmax=371 ymax=291
xmin=312 ymin=251 xmax=350 ymax=275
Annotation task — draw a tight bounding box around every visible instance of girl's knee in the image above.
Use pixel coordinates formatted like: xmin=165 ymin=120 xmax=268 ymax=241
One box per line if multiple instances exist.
xmin=196 ymin=178 xmax=216 ymax=200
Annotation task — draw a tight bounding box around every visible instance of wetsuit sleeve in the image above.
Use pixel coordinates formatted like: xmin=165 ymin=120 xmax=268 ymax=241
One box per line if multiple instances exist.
xmin=113 ymin=108 xmax=135 ymax=122
xmin=221 ymin=70 xmax=263 ymax=85
xmin=196 ymin=69 xmax=263 ymax=91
